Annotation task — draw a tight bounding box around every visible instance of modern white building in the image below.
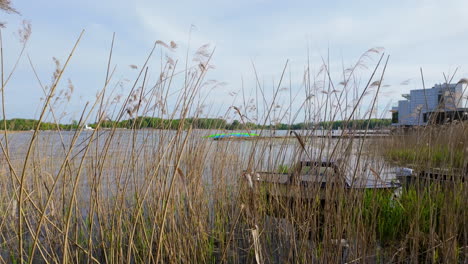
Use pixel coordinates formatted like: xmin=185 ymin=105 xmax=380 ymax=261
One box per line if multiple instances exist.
xmin=391 ymin=83 xmax=468 ymax=126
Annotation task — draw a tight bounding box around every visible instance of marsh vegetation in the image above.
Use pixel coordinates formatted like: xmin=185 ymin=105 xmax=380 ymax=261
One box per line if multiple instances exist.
xmin=0 ymin=26 xmax=466 ymax=264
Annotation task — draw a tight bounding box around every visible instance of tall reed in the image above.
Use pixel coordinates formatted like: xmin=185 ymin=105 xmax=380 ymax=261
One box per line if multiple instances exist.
xmin=0 ymin=30 xmax=466 ymax=264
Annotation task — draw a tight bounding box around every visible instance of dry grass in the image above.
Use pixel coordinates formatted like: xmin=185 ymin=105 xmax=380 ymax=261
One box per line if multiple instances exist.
xmin=0 ymin=30 xmax=466 ymax=264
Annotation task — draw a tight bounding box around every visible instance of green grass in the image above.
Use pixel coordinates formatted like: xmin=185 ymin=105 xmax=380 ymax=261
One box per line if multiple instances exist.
xmin=277 ymin=164 xmax=290 ymax=173
xmin=386 ymin=145 xmax=465 ymax=168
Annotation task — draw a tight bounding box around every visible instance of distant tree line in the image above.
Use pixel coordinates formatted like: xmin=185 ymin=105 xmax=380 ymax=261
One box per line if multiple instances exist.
xmin=317 ymin=119 xmax=392 ymax=130
xmin=0 ymin=117 xmax=392 ymax=131
xmin=98 ymin=117 xmax=391 ymax=130
xmin=98 ymin=117 xmax=228 ymax=130
xmin=0 ymin=119 xmax=78 ymax=131
xmin=237 ymin=119 xmax=390 ymax=130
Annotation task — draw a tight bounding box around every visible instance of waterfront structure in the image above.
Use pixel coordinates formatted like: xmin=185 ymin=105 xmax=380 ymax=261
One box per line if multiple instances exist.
xmin=391 ymin=83 xmax=468 ymax=126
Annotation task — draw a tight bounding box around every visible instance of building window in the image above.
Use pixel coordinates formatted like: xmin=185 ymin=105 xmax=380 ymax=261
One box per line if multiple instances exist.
xmin=438 ymin=93 xmax=445 ymax=103
xmin=423 ymin=113 xmax=427 ymax=122
xmin=392 ymin=112 xmax=398 ymax=123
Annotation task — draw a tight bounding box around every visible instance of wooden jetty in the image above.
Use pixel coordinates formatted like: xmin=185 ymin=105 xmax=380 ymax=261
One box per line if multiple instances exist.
xmin=395 ymin=167 xmax=467 ymax=185
xmin=243 ymin=160 xmax=400 ymax=201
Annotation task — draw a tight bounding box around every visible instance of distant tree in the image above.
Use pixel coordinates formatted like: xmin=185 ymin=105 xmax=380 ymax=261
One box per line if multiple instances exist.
xmin=71 ymin=120 xmax=79 ymax=129
xmin=227 ymin=120 xmax=241 ymax=130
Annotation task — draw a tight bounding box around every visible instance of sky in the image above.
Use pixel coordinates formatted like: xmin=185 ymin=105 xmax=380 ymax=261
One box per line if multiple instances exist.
xmin=1 ymin=0 xmax=468 ymax=123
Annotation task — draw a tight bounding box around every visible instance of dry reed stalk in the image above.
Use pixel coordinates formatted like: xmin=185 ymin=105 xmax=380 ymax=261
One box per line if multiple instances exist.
xmin=16 ymin=30 xmax=83 ymax=264
xmin=0 ymin=25 xmax=465 ymax=263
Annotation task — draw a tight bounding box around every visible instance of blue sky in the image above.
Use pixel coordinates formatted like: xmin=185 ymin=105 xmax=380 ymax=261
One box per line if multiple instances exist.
xmin=1 ymin=0 xmax=468 ymax=122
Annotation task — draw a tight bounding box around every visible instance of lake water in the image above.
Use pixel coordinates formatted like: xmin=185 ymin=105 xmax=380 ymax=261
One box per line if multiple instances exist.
xmin=0 ymin=129 xmax=397 ymax=186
